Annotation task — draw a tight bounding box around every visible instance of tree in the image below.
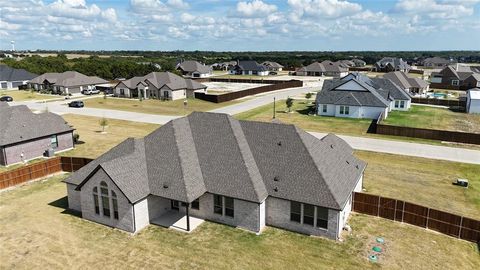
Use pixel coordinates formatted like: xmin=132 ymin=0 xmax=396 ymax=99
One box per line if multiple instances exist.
xmin=99 ymin=117 xmax=108 ymax=133
xmin=305 ymin=92 xmax=312 ymax=99
xmin=286 ymin=97 xmax=293 ymax=112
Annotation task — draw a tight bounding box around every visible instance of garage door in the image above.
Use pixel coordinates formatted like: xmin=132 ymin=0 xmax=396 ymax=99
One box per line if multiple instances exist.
xmin=12 ymin=81 xmax=24 ymax=88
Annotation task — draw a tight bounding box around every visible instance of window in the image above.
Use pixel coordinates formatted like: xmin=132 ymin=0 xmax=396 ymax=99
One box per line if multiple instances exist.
xmin=399 ymin=101 xmax=405 ymax=109
xmin=316 ymin=207 xmax=329 ymax=229
xmin=171 ymin=200 xmax=180 ymax=210
xmin=213 ymin=195 xmax=223 ymax=215
xmin=225 ymin=197 xmax=234 ymax=218
xmin=394 ymin=100 xmax=400 ymax=108
xmin=191 ymin=198 xmax=200 ymax=210
xmin=112 ymin=191 xmax=118 ymax=220
xmin=100 ymin=181 xmax=110 ymax=217
xmin=290 ymin=201 xmax=301 ymax=223
xmin=339 ymin=106 xmax=349 ymax=115
xmin=93 ymin=187 xmax=99 ymax=214
xmin=303 ymin=204 xmax=315 ymax=226
xmin=50 ymin=135 xmax=58 ymax=148
xmin=120 ymin=89 xmax=125 ymax=95
xmin=322 ymin=104 xmax=327 ymax=113
xmin=452 ymin=80 xmax=459 ymax=86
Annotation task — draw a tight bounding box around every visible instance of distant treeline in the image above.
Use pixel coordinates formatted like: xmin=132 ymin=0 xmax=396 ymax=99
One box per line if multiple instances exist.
xmin=1 ymin=50 xmax=479 ymax=79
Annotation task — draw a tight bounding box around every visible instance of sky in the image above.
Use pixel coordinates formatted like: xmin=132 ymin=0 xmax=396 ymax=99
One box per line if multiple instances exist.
xmin=0 ymin=0 xmax=479 ymax=51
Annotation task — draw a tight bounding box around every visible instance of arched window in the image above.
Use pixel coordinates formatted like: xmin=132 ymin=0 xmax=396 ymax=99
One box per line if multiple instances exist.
xmin=93 ymin=187 xmax=99 ymax=214
xmin=112 ymin=191 xmax=118 ymax=220
xmin=100 ymin=181 xmax=110 ymax=217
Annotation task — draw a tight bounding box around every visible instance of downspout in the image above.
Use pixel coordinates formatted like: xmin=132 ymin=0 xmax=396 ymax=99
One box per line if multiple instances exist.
xmin=1 ymin=147 xmax=7 ymax=166
xmin=132 ymin=202 xmax=136 ymax=233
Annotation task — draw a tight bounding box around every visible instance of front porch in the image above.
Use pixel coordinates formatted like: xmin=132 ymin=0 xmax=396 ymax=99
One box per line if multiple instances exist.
xmin=151 ymin=210 xmax=204 ymax=233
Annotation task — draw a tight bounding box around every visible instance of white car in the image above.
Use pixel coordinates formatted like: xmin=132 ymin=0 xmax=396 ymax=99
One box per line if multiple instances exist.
xmin=82 ymin=88 xmax=100 ymax=95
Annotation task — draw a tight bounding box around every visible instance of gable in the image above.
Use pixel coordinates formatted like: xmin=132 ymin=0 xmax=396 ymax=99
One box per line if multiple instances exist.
xmin=334 ymin=80 xmax=367 ymax=91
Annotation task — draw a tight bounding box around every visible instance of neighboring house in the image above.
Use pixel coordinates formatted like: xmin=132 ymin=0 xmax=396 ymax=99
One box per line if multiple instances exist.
xmin=352 ymin=59 xmax=366 ymax=67
xmin=229 ymin=61 xmax=269 ymax=76
xmin=211 ymin=61 xmax=236 ymax=71
xmin=63 ymin=112 xmax=366 ymax=240
xmin=422 ymin=57 xmax=455 ymax=68
xmin=296 ymin=61 xmax=348 ymax=78
xmin=338 ymin=60 xmax=355 ymax=68
xmin=28 ymin=71 xmax=108 ymax=94
xmin=466 ymin=88 xmax=480 ymax=114
xmin=0 ymin=103 xmax=74 ymax=166
xmin=316 ymin=73 xmax=411 ymax=120
xmin=176 ymin=60 xmax=213 ymax=78
xmin=383 ymin=71 xmax=429 ymax=95
xmin=373 ymin=57 xmax=411 ymax=73
xmin=262 ymin=61 xmax=284 ymax=71
xmin=0 ymin=65 xmax=37 ymax=89
xmin=114 ymin=72 xmax=207 ymax=100
xmin=430 ymin=64 xmax=480 ymax=90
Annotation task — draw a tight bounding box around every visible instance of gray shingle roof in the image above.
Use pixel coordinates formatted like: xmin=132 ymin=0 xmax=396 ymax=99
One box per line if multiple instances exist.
xmin=119 ymin=72 xmax=206 ymax=91
xmin=297 ymin=61 xmax=348 ymax=73
xmin=28 ymin=71 xmax=107 ymax=87
xmin=383 ymin=71 xmax=428 ymax=90
xmin=233 ymin=61 xmax=268 ymax=72
xmin=177 ymin=60 xmax=212 ymax=74
xmin=0 ymin=103 xmax=73 ymax=146
xmin=65 ymin=112 xmax=365 ymax=210
xmin=0 ymin=65 xmax=37 ymax=82
xmin=262 ymin=61 xmax=284 ymax=68
xmin=375 ymin=57 xmax=411 ymax=71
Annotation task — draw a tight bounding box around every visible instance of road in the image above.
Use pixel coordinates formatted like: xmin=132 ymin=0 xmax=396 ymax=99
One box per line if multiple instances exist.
xmin=13 ymin=89 xmax=480 ymax=165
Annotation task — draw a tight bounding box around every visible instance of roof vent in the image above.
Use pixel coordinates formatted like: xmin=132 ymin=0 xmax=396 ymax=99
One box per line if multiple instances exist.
xmin=355 ymin=165 xmax=359 ymax=169
xmin=274 ymin=176 xmax=279 ymax=182
xmin=277 ymin=141 xmax=282 ymax=146
xmin=330 ymin=144 xmax=334 ymax=149
xmin=274 ymin=187 xmax=278 ymax=192
xmin=163 ymin=184 xmax=169 ymax=189
xmin=346 ymin=160 xmax=350 ymax=164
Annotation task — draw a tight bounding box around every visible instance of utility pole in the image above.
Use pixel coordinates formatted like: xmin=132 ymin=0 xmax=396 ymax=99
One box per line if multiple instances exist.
xmin=273 ymin=97 xmax=276 ymax=119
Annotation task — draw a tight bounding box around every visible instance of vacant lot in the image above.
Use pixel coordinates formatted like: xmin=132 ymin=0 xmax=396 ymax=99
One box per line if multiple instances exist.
xmin=62 ymin=114 xmax=159 ymax=158
xmin=203 ymin=81 xmax=265 ymax=94
xmin=383 ymin=105 xmax=480 ymax=133
xmin=84 ymin=97 xmax=244 ymax=116
xmin=0 ymin=174 xmax=478 ymax=269
xmin=357 ymin=151 xmax=480 ymax=219
xmin=0 ymin=90 xmax=58 ymax=101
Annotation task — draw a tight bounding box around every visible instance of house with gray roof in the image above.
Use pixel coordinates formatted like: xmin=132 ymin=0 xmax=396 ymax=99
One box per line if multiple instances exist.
xmin=64 ymin=112 xmax=365 ymax=239
xmin=296 ymin=61 xmax=348 ymax=78
xmin=430 ymin=64 xmax=480 ymax=90
xmin=316 ymin=73 xmax=411 ymax=119
xmin=229 ymin=61 xmax=269 ymax=76
xmin=176 ymin=60 xmax=213 ymax=78
xmin=422 ymin=57 xmax=455 ymax=68
xmin=383 ymin=71 xmax=429 ymax=95
xmin=373 ymin=57 xmax=411 ymax=73
xmin=28 ymin=71 xmax=108 ymax=94
xmin=262 ymin=61 xmax=284 ymax=71
xmin=0 ymin=103 xmax=74 ymax=166
xmin=114 ymin=72 xmax=207 ymax=100
xmin=0 ymin=65 xmax=37 ymax=89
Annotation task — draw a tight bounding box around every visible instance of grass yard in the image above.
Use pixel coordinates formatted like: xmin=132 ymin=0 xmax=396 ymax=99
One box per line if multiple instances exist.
xmin=83 ymin=97 xmax=244 ymax=116
xmin=0 ymin=174 xmax=478 ymax=269
xmin=383 ymin=105 xmax=480 ymax=133
xmin=0 ymin=89 xmax=58 ymax=101
xmin=62 ymin=114 xmax=159 ymax=158
xmin=357 ymin=151 xmax=480 ymax=219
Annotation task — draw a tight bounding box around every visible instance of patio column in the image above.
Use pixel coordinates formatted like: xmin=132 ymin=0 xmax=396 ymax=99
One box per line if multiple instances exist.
xmin=186 ymin=203 xmax=190 ymax=231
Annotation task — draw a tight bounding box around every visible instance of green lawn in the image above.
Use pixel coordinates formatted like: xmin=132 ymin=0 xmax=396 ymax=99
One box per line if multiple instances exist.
xmin=383 ymin=105 xmax=480 ymax=133
xmin=0 ymin=89 xmax=58 ymax=101
xmin=83 ymin=97 xmax=244 ymax=116
xmin=357 ymin=151 xmax=480 ymax=219
xmin=0 ymin=174 xmax=478 ymax=269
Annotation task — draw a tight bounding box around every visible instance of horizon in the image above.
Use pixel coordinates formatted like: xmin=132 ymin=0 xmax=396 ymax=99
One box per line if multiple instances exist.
xmin=1 ymin=0 xmax=480 ymax=51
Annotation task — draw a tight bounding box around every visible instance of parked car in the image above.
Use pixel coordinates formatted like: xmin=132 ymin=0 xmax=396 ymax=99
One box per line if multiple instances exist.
xmin=68 ymin=101 xmax=84 ymax=108
xmin=269 ymin=71 xmax=278 ymax=75
xmin=0 ymin=96 xmax=13 ymax=102
xmin=82 ymin=88 xmax=100 ymax=95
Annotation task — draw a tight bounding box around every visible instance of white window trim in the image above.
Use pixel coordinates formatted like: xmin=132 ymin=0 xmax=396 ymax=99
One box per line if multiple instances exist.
xmin=291 ymin=202 xmax=329 ymax=230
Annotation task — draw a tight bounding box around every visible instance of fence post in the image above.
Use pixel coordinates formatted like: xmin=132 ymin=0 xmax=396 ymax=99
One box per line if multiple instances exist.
xmin=402 ymin=201 xmax=405 ymax=223
xmin=377 ymin=196 xmax=381 ymax=217
xmin=458 ymin=216 xmax=463 ymax=239
xmin=426 ymin=208 xmax=430 ymax=229
xmin=394 ymin=199 xmax=397 ymax=221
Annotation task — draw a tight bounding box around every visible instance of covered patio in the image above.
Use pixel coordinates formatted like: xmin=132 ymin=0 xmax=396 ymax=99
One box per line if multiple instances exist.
xmin=151 ymin=210 xmax=204 ymax=233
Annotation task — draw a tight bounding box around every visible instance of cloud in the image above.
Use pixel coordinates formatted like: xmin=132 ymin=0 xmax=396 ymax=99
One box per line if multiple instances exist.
xmin=394 ymin=0 xmax=478 ymax=19
xmin=130 ymin=0 xmax=168 ymax=14
xmin=288 ymin=0 xmax=362 ymax=19
xmin=167 ymin=0 xmax=189 ymax=9
xmin=237 ymin=0 xmax=277 ymax=17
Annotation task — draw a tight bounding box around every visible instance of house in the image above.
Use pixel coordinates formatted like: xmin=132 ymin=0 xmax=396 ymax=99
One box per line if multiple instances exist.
xmin=0 ymin=65 xmax=37 ymax=89
xmin=262 ymin=61 xmax=284 ymax=71
xmin=63 ymin=112 xmax=366 ymax=240
xmin=421 ymin=57 xmax=455 ymax=68
xmin=373 ymin=57 xmax=411 ymax=73
xmin=28 ymin=71 xmax=108 ymax=94
xmin=296 ymin=61 xmax=349 ymax=78
xmin=211 ymin=61 xmax=237 ymax=71
xmin=467 ymin=88 xmax=480 ymax=114
xmin=352 ymin=59 xmax=366 ymax=67
xmin=338 ymin=60 xmax=355 ymax=68
xmin=176 ymin=60 xmax=213 ymax=78
xmin=316 ymin=73 xmax=411 ymax=120
xmin=229 ymin=61 xmax=269 ymax=76
xmin=430 ymin=64 xmax=480 ymax=90
xmin=114 ymin=72 xmax=207 ymax=100
xmin=383 ymin=71 xmax=429 ymax=95
xmin=0 ymin=103 xmax=74 ymax=166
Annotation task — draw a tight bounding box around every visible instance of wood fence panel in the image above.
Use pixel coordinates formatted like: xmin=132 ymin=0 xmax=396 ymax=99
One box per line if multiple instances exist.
xmin=394 ymin=200 xmax=405 ymax=222
xmin=403 ymin=202 xmax=428 ymax=228
xmin=427 ymin=209 xmax=462 ymax=237
xmin=378 ymin=197 xmax=396 ymax=220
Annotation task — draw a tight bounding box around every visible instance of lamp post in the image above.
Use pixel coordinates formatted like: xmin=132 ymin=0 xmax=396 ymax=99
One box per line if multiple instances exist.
xmin=273 ymin=97 xmax=276 ymax=119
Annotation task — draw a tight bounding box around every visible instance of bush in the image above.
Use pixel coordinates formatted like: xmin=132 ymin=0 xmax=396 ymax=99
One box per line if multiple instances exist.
xmin=305 ymin=92 xmax=312 ymax=99
xmin=73 ymin=133 xmax=80 ymax=144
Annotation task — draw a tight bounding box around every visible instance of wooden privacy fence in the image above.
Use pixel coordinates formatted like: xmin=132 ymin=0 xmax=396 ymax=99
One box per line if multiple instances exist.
xmin=411 ymin=97 xmax=466 ymax=110
xmin=0 ymin=156 xmax=93 ymax=190
xmin=193 ymin=77 xmax=296 ymax=84
xmin=353 ymin=192 xmax=480 ymax=243
xmin=195 ymin=80 xmax=303 ymax=103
